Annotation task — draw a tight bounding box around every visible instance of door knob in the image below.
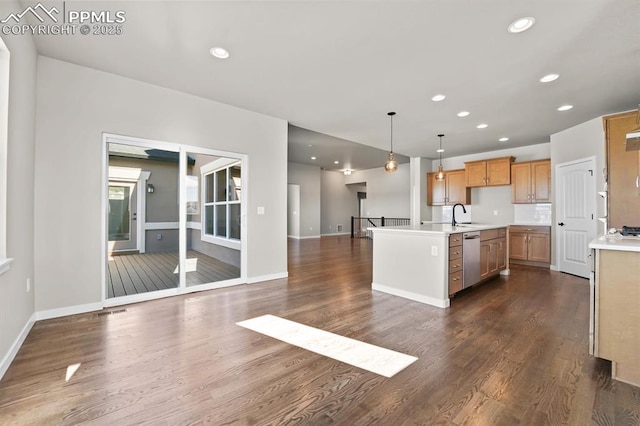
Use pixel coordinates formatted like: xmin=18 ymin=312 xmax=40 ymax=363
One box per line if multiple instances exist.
xmin=558 ymin=222 xmax=565 ymax=226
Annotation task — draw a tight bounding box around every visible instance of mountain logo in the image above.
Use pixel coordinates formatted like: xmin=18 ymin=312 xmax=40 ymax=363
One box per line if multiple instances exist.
xmin=1 ymin=3 xmax=59 ymax=24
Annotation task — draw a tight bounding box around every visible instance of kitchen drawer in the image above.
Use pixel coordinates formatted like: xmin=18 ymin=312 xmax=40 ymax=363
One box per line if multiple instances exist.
xmin=449 ymin=271 xmax=463 ymax=295
xmin=510 ymin=225 xmax=550 ymax=234
xmin=481 ymin=229 xmax=500 ymax=241
xmin=449 ymin=258 xmax=462 ymax=273
xmin=498 ymin=228 xmax=507 ymax=238
xmin=449 ymin=246 xmax=463 ymax=260
xmin=449 ymin=233 xmax=463 ymax=247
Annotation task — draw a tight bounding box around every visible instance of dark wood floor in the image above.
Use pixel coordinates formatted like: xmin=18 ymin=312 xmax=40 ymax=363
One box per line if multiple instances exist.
xmin=108 ymin=250 xmax=240 ymax=297
xmin=1 ymin=236 xmax=639 ymax=424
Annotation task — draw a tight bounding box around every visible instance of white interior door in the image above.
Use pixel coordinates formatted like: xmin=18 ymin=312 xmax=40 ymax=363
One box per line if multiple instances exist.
xmin=287 ymin=184 xmax=300 ymax=238
xmin=556 ymin=157 xmax=597 ymax=278
xmin=108 ymin=181 xmax=137 ymax=252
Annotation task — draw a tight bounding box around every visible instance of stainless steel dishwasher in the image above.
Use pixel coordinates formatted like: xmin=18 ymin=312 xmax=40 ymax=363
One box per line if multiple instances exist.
xmin=462 ymin=231 xmax=481 ymax=288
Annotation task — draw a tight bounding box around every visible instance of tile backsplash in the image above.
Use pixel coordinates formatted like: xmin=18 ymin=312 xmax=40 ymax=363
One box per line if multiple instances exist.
xmin=513 ymin=203 xmax=552 ymax=225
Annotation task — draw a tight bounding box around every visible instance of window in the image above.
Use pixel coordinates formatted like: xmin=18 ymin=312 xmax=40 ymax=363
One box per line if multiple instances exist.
xmin=0 ymin=37 xmax=12 ymax=275
xmin=202 ymin=161 xmax=241 ymax=244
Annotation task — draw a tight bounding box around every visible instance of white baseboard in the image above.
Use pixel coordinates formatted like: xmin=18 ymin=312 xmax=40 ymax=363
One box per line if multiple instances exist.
xmin=0 ymin=312 xmax=36 ymax=381
xmin=287 ymin=235 xmax=320 ymax=240
xmin=372 ymin=283 xmax=450 ymax=309
xmin=247 ymin=272 xmax=288 ymax=284
xmin=500 ymin=268 xmax=511 ymax=276
xmin=550 ymin=264 xmax=559 ymax=271
xmin=35 ymin=302 xmax=103 ymax=321
xmin=320 ymin=232 xmax=351 ymax=237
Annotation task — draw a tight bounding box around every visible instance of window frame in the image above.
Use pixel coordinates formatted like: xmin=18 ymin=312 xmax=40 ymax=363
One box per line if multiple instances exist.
xmin=200 ymin=158 xmax=242 ymax=250
xmin=0 ymin=37 xmax=12 ymax=275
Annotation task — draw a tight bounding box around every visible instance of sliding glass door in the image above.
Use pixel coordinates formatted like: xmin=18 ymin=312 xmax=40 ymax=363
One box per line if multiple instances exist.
xmin=104 ymin=135 xmax=246 ymax=305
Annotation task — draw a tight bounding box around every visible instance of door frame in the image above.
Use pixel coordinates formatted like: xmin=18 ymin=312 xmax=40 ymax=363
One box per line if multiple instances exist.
xmin=101 ymin=133 xmax=248 ymax=306
xmin=108 ymin=168 xmax=151 ymax=253
xmin=554 ymin=156 xmax=597 ymax=277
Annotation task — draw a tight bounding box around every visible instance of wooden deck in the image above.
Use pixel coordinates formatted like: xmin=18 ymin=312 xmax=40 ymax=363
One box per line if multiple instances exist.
xmin=107 ymin=250 xmax=240 ymax=297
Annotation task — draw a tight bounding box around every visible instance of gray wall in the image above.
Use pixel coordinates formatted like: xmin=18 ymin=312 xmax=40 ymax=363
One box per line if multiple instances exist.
xmin=288 ymin=162 xmax=321 ymax=238
xmin=550 ymin=115 xmax=608 ymax=267
xmin=109 ymin=157 xmax=179 ymax=223
xmin=34 ymin=57 xmax=287 ymax=312
xmin=344 ymin=162 xmax=411 ymax=218
xmin=188 ymin=229 xmax=240 ymax=268
xmin=0 ymin=14 xmax=37 ymax=374
xmin=320 ymin=170 xmax=359 ymax=235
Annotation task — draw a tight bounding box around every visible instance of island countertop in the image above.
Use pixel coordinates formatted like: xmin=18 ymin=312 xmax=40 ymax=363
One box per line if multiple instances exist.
xmin=589 ymin=234 xmax=640 ymax=252
xmin=369 ymin=223 xmax=509 ymax=236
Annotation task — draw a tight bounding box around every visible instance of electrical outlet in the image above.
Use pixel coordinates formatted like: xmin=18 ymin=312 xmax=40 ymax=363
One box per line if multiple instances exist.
xmin=26 ymin=278 xmax=31 ymax=293
xmin=431 ymin=246 xmax=438 ymax=256
xmin=493 ymin=210 xmax=498 ymax=216
xmin=157 ymin=233 xmax=162 ymax=240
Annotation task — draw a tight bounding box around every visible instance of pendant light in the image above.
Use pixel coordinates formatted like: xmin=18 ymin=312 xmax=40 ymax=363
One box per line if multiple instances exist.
xmin=435 ymin=134 xmax=445 ymax=181
xmin=384 ymin=112 xmax=398 ymax=173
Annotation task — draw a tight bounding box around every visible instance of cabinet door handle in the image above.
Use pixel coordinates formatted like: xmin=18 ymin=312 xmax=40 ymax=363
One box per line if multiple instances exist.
xmin=452 ymin=277 xmax=460 ymax=281
xmin=636 ymin=176 xmax=639 ymax=189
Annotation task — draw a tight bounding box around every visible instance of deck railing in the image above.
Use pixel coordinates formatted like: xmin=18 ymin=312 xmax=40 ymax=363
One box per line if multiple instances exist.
xmin=350 ymin=216 xmax=411 ymax=239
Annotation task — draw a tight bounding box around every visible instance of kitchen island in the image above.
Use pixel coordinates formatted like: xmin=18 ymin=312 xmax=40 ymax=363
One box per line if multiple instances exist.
xmin=589 ymin=234 xmax=640 ymax=387
xmin=370 ymin=223 xmax=509 ymax=308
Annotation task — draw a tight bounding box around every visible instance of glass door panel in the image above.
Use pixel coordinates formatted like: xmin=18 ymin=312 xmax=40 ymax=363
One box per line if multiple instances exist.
xmin=106 ymin=142 xmax=179 ymax=298
xmin=184 ymin=152 xmax=241 ymax=287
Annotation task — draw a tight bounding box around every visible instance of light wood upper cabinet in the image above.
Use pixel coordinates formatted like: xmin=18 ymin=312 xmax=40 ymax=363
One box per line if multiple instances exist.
xmin=511 ymin=159 xmax=551 ymax=203
xmin=427 ymin=169 xmax=470 ymax=206
xmin=465 ymin=156 xmax=514 ymax=187
xmin=605 ymin=110 xmax=640 ymax=229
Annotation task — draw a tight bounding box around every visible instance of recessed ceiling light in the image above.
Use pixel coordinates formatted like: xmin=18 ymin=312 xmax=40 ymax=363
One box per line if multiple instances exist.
xmin=307 ymin=144 xmax=313 ymax=147
xmin=431 ymin=94 xmax=446 ymax=102
xmin=477 ymin=123 xmax=488 ymax=129
xmin=508 ymin=17 xmax=535 ymax=33
xmin=437 ymin=149 xmax=445 ymax=153
xmin=558 ymin=105 xmax=573 ymax=111
xmin=334 ymin=160 xmax=340 ymax=164
xmin=457 ymin=111 xmax=470 ymax=117
xmin=499 ymin=137 xmax=509 ymax=142
xmin=539 ymin=73 xmax=560 ymax=83
xmin=311 ymin=156 xmax=316 ymax=160
xmin=209 ymin=47 xmax=230 ymax=59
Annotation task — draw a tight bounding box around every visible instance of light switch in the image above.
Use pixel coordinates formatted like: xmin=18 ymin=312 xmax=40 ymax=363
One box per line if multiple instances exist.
xmin=257 ymin=206 xmax=265 ymax=215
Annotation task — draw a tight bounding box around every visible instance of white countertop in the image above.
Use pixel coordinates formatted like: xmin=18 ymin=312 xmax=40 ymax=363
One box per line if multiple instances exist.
xmin=369 ymin=223 xmax=508 ymax=236
xmin=589 ymin=234 xmax=640 ymax=252
xmin=510 ymin=223 xmax=552 ymax=227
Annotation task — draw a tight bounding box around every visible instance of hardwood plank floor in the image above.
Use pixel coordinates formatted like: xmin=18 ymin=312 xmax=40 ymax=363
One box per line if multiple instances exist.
xmin=1 ymin=236 xmax=639 ymax=425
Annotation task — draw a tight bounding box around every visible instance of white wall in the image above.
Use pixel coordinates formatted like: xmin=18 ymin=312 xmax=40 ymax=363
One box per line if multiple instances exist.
xmin=550 ymin=116 xmax=606 ymax=218
xmin=550 ymin=116 xmax=607 ymax=266
xmin=0 ymin=17 xmax=37 ymax=374
xmin=344 ymin=163 xmax=411 ymax=218
xmin=430 ymin=143 xmax=551 ymax=225
xmin=34 ymin=57 xmax=288 ymax=312
xmin=287 ymin=162 xmax=321 ymax=238
xmin=321 ymin=170 xmax=359 ymax=235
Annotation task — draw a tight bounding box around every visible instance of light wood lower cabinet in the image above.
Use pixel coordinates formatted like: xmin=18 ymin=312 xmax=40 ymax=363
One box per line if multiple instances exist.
xmin=593 ymin=249 xmax=640 ymax=387
xmin=448 ymin=233 xmax=463 ymax=296
xmin=509 ymin=225 xmax=550 ymax=266
xmin=480 ymin=229 xmax=506 ymax=280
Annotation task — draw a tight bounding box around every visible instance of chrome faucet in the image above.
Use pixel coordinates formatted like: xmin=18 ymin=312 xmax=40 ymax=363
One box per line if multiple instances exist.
xmin=452 ymin=203 xmax=467 ymax=226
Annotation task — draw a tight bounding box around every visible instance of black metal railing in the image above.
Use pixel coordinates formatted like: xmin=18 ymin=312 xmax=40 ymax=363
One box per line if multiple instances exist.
xmin=350 ymin=216 xmax=411 ymax=239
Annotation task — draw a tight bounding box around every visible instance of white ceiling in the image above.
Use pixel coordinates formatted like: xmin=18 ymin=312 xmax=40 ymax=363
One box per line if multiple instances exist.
xmin=27 ymin=1 xmax=640 ymax=171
